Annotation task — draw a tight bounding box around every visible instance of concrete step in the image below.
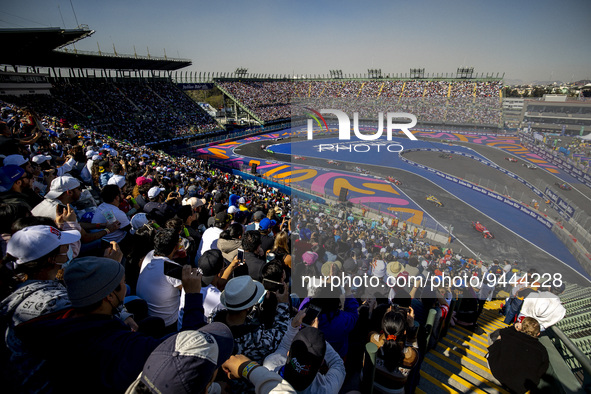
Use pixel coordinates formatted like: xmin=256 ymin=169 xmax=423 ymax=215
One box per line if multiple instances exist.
xmin=417 ymin=300 xmax=514 ymax=393
xmin=432 ymin=344 xmax=507 ymax=392
xmin=417 ymin=368 xmax=460 ymax=393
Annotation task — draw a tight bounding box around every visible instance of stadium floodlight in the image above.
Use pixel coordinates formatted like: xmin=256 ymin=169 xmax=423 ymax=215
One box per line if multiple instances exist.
xmin=456 ymin=67 xmax=474 ymax=79
xmin=368 ymin=69 xmax=382 ymax=79
xmin=410 ymin=68 xmax=425 ymax=79
xmin=329 ymin=69 xmax=343 ymax=79
xmin=235 ymin=68 xmax=248 ymax=77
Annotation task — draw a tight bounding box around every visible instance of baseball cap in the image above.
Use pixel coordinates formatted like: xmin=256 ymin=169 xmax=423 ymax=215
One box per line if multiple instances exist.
xmin=259 ymin=218 xmax=276 ymax=231
xmin=136 ymin=176 xmax=152 ymax=187
xmin=148 ymin=186 xmax=165 ymax=198
xmin=128 ymin=323 xmax=234 ymax=394
xmin=283 ymin=327 xmax=326 ymax=391
xmin=198 ymin=249 xmax=224 ymax=286
xmin=0 ymin=165 xmax=26 ymax=192
xmin=302 ymin=251 xmax=318 ymax=266
xmin=107 ymin=174 xmax=126 ymax=188
xmin=215 ymin=211 xmax=231 ymax=226
xmin=7 ymin=225 xmax=81 ymax=265
xmin=130 ymin=213 xmax=149 ymax=235
xmin=45 ymin=175 xmax=81 ymax=200
xmin=32 ymin=154 xmax=52 ymax=164
xmin=227 ymin=205 xmax=239 ymax=214
xmin=64 ymin=257 xmax=124 ymax=308
xmin=191 ymin=197 xmax=206 ymax=209
xmin=182 ymin=197 xmax=205 ymax=209
xmin=253 ymin=211 xmax=265 ymax=221
xmin=3 ymin=154 xmax=28 ymax=167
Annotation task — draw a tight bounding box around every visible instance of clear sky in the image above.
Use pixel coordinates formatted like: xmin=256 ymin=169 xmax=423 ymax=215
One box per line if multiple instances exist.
xmin=2 ymin=0 xmax=590 ymax=84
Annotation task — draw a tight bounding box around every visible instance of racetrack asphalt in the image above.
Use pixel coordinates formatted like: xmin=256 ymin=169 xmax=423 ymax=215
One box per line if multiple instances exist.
xmin=232 ymin=133 xmax=590 ymax=284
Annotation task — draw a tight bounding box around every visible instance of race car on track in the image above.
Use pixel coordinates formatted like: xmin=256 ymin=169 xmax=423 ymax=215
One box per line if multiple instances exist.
xmin=387 ymin=176 xmax=402 ymax=186
xmin=472 ymin=221 xmax=494 ymax=239
xmin=426 ymin=195 xmax=443 ymax=207
xmin=504 ymin=157 xmax=518 ymax=163
xmin=439 ymin=153 xmax=453 ymax=159
xmin=327 ymin=159 xmax=341 ymax=165
xmin=293 ymin=155 xmax=306 ymax=160
xmin=522 ymin=163 xmax=537 ymax=169
xmin=555 ymin=182 xmax=572 ymax=191
xmin=353 ymin=166 xmax=370 ymax=175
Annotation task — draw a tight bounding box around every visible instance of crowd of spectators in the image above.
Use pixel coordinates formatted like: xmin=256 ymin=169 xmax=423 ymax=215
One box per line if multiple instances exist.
xmin=523 ymin=132 xmax=591 ymax=172
xmin=219 ymin=79 xmax=502 ymax=125
xmin=0 ymin=78 xmax=219 ymax=146
xmin=0 ymin=97 xmax=564 ymax=393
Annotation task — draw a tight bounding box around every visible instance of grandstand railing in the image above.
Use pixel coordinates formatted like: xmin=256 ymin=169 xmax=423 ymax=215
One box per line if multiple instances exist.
xmin=213 ymin=82 xmax=263 ymax=124
xmin=543 ymin=326 xmax=591 ymax=392
xmin=56 ymin=48 xmax=191 ymax=63
xmin=186 ymin=75 xmax=504 ymax=83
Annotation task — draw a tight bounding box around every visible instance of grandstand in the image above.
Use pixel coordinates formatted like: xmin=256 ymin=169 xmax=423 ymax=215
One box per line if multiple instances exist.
xmin=1 ymin=25 xmax=590 ymax=394
xmin=0 ymin=27 xmax=221 ymax=146
xmin=522 ymin=97 xmax=591 ymax=135
xmin=215 ymin=78 xmax=504 ymax=129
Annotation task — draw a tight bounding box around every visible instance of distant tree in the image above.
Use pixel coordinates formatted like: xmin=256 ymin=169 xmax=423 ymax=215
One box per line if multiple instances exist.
xmin=532 ymin=87 xmax=545 ymax=97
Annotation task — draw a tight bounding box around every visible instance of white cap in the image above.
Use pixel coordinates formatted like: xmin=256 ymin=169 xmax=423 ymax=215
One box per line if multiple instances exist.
xmin=238 ymin=197 xmax=246 ymax=204
xmin=32 ymin=155 xmax=52 ymax=164
xmin=107 ymin=174 xmax=126 ymax=188
xmin=7 ymin=225 xmax=81 ymax=265
xmin=85 ymin=150 xmax=97 ymax=158
xmin=3 ymin=154 xmax=28 ymax=167
xmin=228 ymin=205 xmax=239 ymax=214
xmin=91 ymin=154 xmax=100 ymax=161
xmin=130 ymin=213 xmax=149 ymax=235
xmin=182 ymin=197 xmax=205 ymax=209
xmin=45 ymin=175 xmax=81 ymax=200
xmin=148 ymin=186 xmax=165 ymax=198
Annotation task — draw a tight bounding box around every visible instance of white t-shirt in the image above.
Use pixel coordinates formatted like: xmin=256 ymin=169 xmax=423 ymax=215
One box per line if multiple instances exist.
xmin=178 ymin=284 xmax=223 ymax=327
xmin=195 ymin=227 xmax=223 ymax=262
xmin=245 ymin=222 xmax=260 ymax=232
xmin=136 ymin=250 xmax=182 ymax=327
xmin=91 ymin=202 xmax=130 ymax=243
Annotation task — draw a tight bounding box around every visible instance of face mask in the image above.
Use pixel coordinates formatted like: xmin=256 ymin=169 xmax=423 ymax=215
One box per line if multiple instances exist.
xmin=111 ymin=291 xmax=124 ymax=315
xmin=57 ymin=246 xmax=74 ymax=268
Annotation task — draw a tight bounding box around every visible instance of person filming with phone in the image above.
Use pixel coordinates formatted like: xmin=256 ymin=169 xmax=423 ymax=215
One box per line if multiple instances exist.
xmin=136 ymin=228 xmax=188 ymax=333
xmin=212 ymin=274 xmax=291 ymax=393
xmin=263 ymin=310 xmax=346 ymax=393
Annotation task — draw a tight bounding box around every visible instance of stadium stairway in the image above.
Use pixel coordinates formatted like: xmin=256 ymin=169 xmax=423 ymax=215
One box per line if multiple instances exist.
xmin=417 ymin=300 xmax=510 ymax=394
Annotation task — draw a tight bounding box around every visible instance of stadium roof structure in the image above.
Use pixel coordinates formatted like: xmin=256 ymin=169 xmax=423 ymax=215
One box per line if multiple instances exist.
xmin=1 ymin=27 xmax=191 ymax=71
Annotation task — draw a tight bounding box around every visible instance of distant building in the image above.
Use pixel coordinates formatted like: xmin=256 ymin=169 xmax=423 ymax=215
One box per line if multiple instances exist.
xmin=521 ymin=97 xmax=591 ymax=135
xmin=502 ymin=98 xmax=524 ymax=128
